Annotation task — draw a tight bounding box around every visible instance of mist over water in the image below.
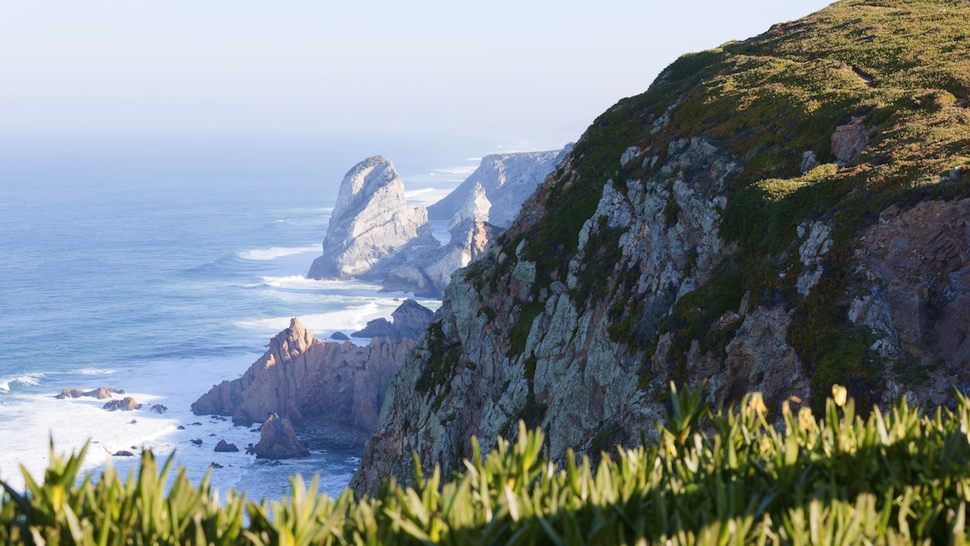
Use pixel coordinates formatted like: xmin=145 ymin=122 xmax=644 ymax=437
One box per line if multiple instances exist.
xmin=0 ymin=132 xmax=490 ymax=498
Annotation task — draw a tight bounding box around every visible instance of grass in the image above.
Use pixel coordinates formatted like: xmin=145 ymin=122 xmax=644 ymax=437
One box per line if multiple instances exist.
xmin=503 ymin=0 xmax=970 ymax=404
xmin=7 ymin=384 xmax=970 ymax=544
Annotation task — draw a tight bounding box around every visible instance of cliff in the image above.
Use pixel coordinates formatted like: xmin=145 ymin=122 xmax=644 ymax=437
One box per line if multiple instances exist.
xmin=352 ymin=0 xmax=970 ymax=494
xmin=308 ymin=151 xmax=568 ymax=297
xmin=427 ymin=148 xmax=571 ymax=228
xmin=192 ymin=300 xmax=433 ymax=443
xmin=307 ymin=156 xmax=435 ymax=280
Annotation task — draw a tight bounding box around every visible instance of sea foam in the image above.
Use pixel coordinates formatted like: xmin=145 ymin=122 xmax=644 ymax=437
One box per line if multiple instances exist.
xmin=236 ymin=246 xmax=320 ymax=261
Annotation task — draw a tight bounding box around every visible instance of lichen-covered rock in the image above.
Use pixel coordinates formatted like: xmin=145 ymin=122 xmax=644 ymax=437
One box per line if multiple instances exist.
xmin=831 ymin=117 xmax=869 ymax=165
xmin=352 ymin=0 xmax=970 ymax=496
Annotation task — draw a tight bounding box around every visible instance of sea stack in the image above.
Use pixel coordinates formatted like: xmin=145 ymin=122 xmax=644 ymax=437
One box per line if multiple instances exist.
xmin=307 ymin=156 xmax=434 ymax=280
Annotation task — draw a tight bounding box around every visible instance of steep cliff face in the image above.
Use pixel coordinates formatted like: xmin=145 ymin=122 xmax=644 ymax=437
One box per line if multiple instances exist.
xmin=352 ymin=0 xmax=970 ymax=494
xmin=308 ymin=156 xmax=435 ymax=280
xmin=428 ymin=148 xmax=571 ymax=228
xmin=192 ymin=316 xmax=419 ymax=441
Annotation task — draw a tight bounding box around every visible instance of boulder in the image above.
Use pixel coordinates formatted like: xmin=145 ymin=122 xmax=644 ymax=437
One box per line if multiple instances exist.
xmin=831 ymin=117 xmax=869 ymax=164
xmin=112 ymin=450 xmax=135 ymax=457
xmin=252 ymin=414 xmax=309 ymax=459
xmin=55 ymin=388 xmax=85 ymax=399
xmin=149 ymin=404 xmax=168 ymax=414
xmin=103 ymin=397 xmax=140 ymax=411
xmin=56 ymin=387 xmax=125 ymax=399
xmin=214 ymin=440 xmax=239 ymax=453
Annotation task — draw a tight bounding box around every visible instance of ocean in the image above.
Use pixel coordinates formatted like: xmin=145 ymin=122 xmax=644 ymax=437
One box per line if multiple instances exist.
xmin=0 ymin=132 xmax=511 ymax=500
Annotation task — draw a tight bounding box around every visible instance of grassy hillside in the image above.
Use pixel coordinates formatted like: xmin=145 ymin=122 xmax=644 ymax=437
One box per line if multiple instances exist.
xmin=499 ymin=0 xmax=970 ymax=408
xmin=5 ymin=385 xmax=970 ymax=544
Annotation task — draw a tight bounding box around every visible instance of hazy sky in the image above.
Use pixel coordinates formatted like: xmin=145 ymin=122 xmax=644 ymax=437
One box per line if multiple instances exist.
xmin=0 ymin=1 xmax=833 ymax=150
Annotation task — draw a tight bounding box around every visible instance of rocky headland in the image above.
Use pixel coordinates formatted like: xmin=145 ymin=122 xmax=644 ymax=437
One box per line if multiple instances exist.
xmin=350 ymin=0 xmax=970 ymax=494
xmin=191 ymin=299 xmax=434 ymax=450
xmin=307 ymin=150 xmax=568 ymax=297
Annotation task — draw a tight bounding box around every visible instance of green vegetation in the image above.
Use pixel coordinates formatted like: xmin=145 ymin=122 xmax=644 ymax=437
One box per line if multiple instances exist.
xmin=414 ymin=321 xmax=461 ymax=399
xmin=506 ymin=0 xmax=970 ymax=401
xmin=506 ymin=300 xmax=544 ymax=357
xmin=7 ymin=384 xmax=970 ymax=544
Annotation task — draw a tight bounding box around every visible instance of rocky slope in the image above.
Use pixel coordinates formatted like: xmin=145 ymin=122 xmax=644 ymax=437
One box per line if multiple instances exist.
xmin=192 ymin=300 xmax=434 ymax=445
xmin=307 ymin=156 xmax=435 ymax=280
xmin=351 ymin=0 xmax=970 ymax=494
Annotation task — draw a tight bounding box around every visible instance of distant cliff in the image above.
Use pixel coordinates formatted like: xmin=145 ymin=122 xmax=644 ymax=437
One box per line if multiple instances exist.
xmin=308 ymin=150 xmax=568 ymax=297
xmin=428 ymin=148 xmax=571 ymax=228
xmin=352 ymin=0 xmax=970 ymax=494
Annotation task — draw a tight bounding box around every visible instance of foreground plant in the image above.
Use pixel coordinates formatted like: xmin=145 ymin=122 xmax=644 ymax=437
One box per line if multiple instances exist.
xmin=4 ymin=384 xmax=970 ymax=544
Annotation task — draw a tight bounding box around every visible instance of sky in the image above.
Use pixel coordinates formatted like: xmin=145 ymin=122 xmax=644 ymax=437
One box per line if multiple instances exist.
xmin=0 ymin=1 xmax=836 ymax=185
xmin=0 ymin=2 xmax=836 ymax=143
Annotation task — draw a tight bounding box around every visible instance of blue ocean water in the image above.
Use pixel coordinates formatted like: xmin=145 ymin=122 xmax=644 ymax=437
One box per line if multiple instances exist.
xmin=0 ymin=133 xmax=490 ymax=499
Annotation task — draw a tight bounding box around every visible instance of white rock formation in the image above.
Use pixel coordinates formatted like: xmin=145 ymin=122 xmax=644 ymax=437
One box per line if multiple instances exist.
xmin=308 ymin=156 xmax=433 ymax=280
xmin=428 ymin=147 xmax=571 ymax=228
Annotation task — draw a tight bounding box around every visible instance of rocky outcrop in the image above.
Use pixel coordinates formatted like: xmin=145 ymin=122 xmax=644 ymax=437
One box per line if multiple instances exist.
xmin=831 ymin=117 xmax=869 ymax=165
xmin=307 ymin=156 xmax=435 ymax=280
xmin=103 ymin=397 xmax=140 ymax=411
xmin=55 ymin=388 xmax=85 ymax=399
xmin=850 ymin=198 xmax=970 ymax=405
xmin=427 ymin=148 xmax=572 ymax=228
xmin=351 ymin=0 xmax=970 ymax=495
xmin=192 ymin=301 xmax=430 ymax=440
xmin=214 ymin=440 xmax=239 ymax=453
xmin=252 ymin=413 xmax=309 ymax=459
xmin=56 ymin=387 xmax=125 ymax=400
xmin=351 ymin=298 xmax=435 ymax=342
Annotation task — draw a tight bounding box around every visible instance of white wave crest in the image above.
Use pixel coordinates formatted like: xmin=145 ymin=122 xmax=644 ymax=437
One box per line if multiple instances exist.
xmin=74 ymin=368 xmax=117 ymax=376
xmin=236 ymin=246 xmax=320 ymax=261
xmin=0 ymin=372 xmax=45 ymax=392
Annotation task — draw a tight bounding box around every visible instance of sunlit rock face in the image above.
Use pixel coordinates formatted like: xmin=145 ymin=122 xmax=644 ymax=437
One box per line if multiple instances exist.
xmin=308 ymin=156 xmax=434 ymax=280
